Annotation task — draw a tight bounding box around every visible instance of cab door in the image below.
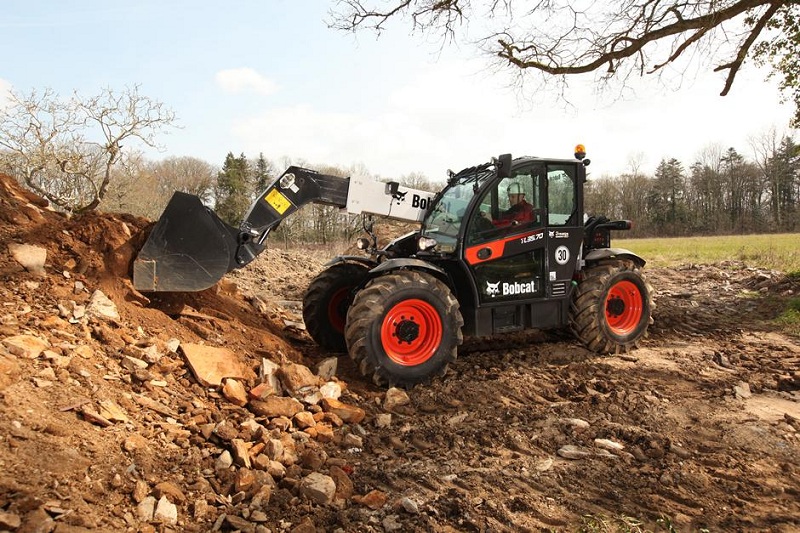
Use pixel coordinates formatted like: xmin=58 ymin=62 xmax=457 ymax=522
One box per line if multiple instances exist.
xmin=463 ymin=162 xmax=547 ymax=306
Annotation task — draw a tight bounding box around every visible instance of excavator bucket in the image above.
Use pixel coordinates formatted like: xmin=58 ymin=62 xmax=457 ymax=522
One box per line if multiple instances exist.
xmin=133 ymin=192 xmax=240 ymax=292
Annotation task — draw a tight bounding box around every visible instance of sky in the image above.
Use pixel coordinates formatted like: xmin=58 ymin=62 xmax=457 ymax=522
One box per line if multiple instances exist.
xmin=0 ymin=0 xmax=795 ymax=182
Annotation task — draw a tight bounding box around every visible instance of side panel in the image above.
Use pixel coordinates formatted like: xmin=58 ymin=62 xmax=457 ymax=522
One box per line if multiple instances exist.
xmin=346 ymin=177 xmax=435 ymax=222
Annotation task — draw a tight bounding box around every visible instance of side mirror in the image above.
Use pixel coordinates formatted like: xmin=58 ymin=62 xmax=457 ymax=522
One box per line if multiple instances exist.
xmin=496 ymin=153 xmax=512 ymax=179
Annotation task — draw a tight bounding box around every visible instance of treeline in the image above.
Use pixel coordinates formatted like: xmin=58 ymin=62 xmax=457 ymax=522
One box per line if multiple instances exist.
xmin=585 ymin=134 xmax=799 ymax=237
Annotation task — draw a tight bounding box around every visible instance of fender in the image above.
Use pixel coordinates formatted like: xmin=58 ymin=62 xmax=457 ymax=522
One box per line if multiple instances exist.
xmin=584 ymin=247 xmax=646 ymax=268
xmin=323 ymin=255 xmax=379 ymax=269
xmin=368 ymin=258 xmax=447 ymax=277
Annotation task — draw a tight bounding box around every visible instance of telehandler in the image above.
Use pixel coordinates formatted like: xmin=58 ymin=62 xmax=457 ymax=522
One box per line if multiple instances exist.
xmin=134 ymin=146 xmax=653 ymax=387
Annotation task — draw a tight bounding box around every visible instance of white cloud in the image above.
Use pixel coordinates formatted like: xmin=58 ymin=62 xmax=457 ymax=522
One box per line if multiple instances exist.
xmin=224 ymin=58 xmax=793 ymax=180
xmin=215 ymin=68 xmax=278 ymax=96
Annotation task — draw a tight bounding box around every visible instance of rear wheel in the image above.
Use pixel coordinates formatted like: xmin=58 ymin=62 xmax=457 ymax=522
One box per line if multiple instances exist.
xmin=345 ymin=271 xmax=463 ymax=388
xmin=303 ymin=262 xmax=369 ymax=351
xmin=570 ymin=259 xmax=653 ymax=354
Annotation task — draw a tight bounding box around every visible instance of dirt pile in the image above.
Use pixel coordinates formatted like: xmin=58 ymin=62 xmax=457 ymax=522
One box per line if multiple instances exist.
xmin=0 ymin=172 xmax=799 ymax=532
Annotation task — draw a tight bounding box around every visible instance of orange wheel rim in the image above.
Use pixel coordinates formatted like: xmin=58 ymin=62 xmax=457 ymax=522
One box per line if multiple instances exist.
xmin=605 ymin=280 xmax=644 ymax=336
xmin=381 ymin=299 xmax=442 ymax=366
xmin=328 ymin=287 xmax=350 ymax=333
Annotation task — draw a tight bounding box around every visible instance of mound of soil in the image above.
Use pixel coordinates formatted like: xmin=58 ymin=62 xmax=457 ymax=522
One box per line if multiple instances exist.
xmin=0 ymin=173 xmax=798 ymax=532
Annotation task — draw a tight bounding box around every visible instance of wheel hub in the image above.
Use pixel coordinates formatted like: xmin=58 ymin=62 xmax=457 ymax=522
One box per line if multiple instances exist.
xmin=606 ymin=296 xmax=625 ymax=317
xmin=394 ymin=319 xmax=420 ymax=343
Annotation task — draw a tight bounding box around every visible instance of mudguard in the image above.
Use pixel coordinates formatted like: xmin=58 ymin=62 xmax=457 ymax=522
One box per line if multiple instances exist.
xmin=584 ymin=247 xmax=646 ymax=268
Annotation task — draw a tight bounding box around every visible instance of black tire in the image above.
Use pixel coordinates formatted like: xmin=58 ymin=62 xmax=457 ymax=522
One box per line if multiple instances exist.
xmin=303 ymin=262 xmax=369 ymax=351
xmin=345 ymin=271 xmax=463 ymax=388
xmin=570 ymin=259 xmax=654 ymax=354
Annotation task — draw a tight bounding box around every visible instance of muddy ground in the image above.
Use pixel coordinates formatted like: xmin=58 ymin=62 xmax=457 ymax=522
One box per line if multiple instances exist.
xmin=0 ymin=173 xmax=798 ymax=532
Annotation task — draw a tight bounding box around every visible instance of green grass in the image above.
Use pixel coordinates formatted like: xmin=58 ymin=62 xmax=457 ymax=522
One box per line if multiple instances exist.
xmin=776 ymin=297 xmax=800 ymax=335
xmin=614 ymin=233 xmax=800 ymax=272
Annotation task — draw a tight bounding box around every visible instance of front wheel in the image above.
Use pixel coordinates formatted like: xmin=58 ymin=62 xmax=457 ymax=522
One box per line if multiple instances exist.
xmin=345 ymin=271 xmax=463 ymax=388
xmin=303 ymin=262 xmax=369 ymax=351
xmin=570 ymin=259 xmax=654 ymax=354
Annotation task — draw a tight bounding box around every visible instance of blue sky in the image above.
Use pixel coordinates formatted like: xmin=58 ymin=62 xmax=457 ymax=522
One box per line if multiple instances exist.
xmin=1 ymin=1 xmax=794 ymax=181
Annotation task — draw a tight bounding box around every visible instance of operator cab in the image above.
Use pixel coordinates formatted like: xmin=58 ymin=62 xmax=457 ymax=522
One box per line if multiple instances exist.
xmin=418 ymin=147 xmax=588 ymax=336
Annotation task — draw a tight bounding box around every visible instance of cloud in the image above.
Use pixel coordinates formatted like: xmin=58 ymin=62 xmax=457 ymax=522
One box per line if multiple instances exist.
xmin=215 ymin=68 xmax=278 ymax=96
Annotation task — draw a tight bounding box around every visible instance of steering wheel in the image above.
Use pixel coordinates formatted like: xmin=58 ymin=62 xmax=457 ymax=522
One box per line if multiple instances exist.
xmin=472 ymin=213 xmax=494 ymax=233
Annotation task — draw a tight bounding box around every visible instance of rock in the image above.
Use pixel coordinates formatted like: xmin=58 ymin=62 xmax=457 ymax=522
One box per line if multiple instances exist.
xmin=299 ymin=473 xmax=336 ymax=505
xmin=316 ymin=357 xmax=338 ymax=380
xmin=560 ymin=418 xmax=590 ymax=429
xmin=225 ymin=515 xmax=255 ymax=533
xmin=300 ymin=446 xmax=328 ymax=470
xmin=2 ymin=334 xmax=50 ymax=359
xmin=557 ymin=445 xmax=595 ymax=460
xmin=260 ymin=358 xmax=282 ymax=395
xmin=356 ymin=489 xmax=387 ymax=510
xmin=320 ymin=398 xmax=365 ymax=424
xmin=97 ymin=400 xmax=129 ymax=423
xmin=374 ymin=413 xmax=392 ymax=428
xmin=594 ymin=438 xmax=625 ymax=452
xmin=249 ymin=381 xmax=279 ymax=400
xmin=384 ymin=387 xmax=411 ymax=411
xmin=216 ymin=450 xmax=233 ymax=471
xmin=154 ymin=481 xmax=186 ymax=504
xmin=734 ymin=381 xmax=753 ymax=399
xmin=319 ymin=381 xmax=342 ymax=400
xmin=235 ymin=468 xmax=256 ymax=493
xmin=279 ymin=363 xmax=320 ymax=394
xmin=132 ymin=480 xmax=149 ymax=503
xmin=223 ymin=378 xmax=249 ymax=406
xmin=342 ymin=433 xmax=363 ymax=448
xmin=399 ymin=496 xmax=419 ymax=514
xmin=0 ymin=511 xmax=21 ymax=530
xmin=249 ymin=396 xmax=304 ymax=418
xmin=294 ymin=411 xmax=316 ymax=429
xmin=231 ymin=439 xmax=252 ymax=468
xmin=137 ymin=496 xmax=156 ymax=521
xmin=182 ymin=343 xmax=251 ymax=387
xmin=19 ymin=508 xmax=54 ymax=532
xmin=8 ymin=243 xmax=47 ymax=276
xmin=329 ymin=465 xmax=354 ymax=501
xmin=153 ymin=496 xmax=178 ymax=525
xmin=85 ymin=290 xmax=120 ymax=322
xmin=0 ymin=355 xmax=20 ymax=391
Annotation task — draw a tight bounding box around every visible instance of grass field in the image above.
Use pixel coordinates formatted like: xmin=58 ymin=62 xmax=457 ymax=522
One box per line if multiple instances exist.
xmin=615 ymin=233 xmax=800 ymax=273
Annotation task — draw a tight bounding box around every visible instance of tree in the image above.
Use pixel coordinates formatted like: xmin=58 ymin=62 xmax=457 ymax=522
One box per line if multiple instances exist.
xmin=215 ymin=152 xmax=252 ymax=225
xmin=0 ymin=86 xmax=177 ymax=212
xmin=648 ymin=158 xmax=687 ymax=234
xmin=252 ymin=152 xmax=276 ymax=199
xmin=331 ymin=1 xmax=800 ymax=122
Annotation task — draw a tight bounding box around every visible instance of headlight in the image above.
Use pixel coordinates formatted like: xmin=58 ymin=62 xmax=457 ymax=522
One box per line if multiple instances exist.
xmin=418 ymin=237 xmax=437 ymax=251
xmin=356 ymin=238 xmax=371 ymax=250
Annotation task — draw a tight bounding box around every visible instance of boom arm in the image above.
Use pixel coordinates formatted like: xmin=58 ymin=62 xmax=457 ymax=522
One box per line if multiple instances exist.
xmin=133 ymin=166 xmax=435 ymax=292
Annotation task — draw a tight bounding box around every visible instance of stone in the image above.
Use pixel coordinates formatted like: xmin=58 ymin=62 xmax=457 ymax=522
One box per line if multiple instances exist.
xmin=557 ymin=445 xmax=594 ymax=460
xmin=137 ymin=496 xmax=156 ymax=521
xmin=182 ymin=343 xmax=251 ymax=387
xmin=384 ymin=387 xmax=411 ymax=411
xmin=154 ymin=481 xmax=186 ymax=504
xmin=132 ymin=480 xmax=149 ymax=503
xmin=560 ymin=418 xmax=591 ymax=429
xmin=231 ymin=439 xmax=252 ymax=468
xmin=316 ymin=357 xmax=338 ymax=380
xmin=223 ymin=378 xmax=249 ymax=406
xmin=329 ymin=465 xmax=353 ymax=501
xmin=2 ymin=334 xmax=50 ymax=359
xmin=299 ymin=472 xmax=336 ymax=505
xmin=320 ymin=398 xmax=365 ymax=424
xmin=382 ymin=515 xmax=403 ymax=532
xmin=374 ymin=413 xmax=392 ymax=428
xmin=249 ymin=396 xmax=304 ymax=418
xmin=319 ymin=381 xmax=342 ymax=400
xmin=7 ymin=243 xmax=47 ymax=276
xmin=734 ymin=381 xmax=753 ymax=399
xmin=97 ymin=400 xmax=129 ymax=423
xmin=235 ymin=468 xmax=256 ymax=493
xmin=300 ymin=446 xmax=328 ymax=470
xmin=249 ymin=381 xmax=278 ymax=400
xmin=279 ymin=363 xmax=320 ymax=394
xmin=153 ymin=496 xmax=178 ymax=525
xmin=293 ymin=411 xmax=316 ymax=429
xmin=342 ymin=433 xmax=363 ymax=448
xmin=356 ymin=489 xmax=387 ymax=510
xmin=594 ymin=438 xmax=625 ymax=452
xmin=86 ymin=290 xmax=120 ymax=322
xmin=260 ymin=358 xmax=282 ymax=395
xmin=0 ymin=511 xmax=21 ymax=530
xmin=216 ymin=450 xmax=233 ymax=471
xmin=399 ymin=496 xmax=419 ymax=514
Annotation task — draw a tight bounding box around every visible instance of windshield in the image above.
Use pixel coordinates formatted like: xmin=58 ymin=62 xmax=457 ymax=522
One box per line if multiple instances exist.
xmin=421 ymin=168 xmax=494 ymax=253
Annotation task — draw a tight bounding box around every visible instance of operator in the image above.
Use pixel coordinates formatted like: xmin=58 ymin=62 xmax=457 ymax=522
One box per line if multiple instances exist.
xmin=491 ymin=182 xmax=534 ymax=228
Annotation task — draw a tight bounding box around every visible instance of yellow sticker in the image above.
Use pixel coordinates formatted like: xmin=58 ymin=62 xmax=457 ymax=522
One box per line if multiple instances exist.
xmin=265 ymin=189 xmax=292 ymax=215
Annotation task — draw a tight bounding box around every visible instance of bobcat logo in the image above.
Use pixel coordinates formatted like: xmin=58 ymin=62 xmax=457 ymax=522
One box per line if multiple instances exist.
xmin=485 ymin=281 xmax=501 ymax=297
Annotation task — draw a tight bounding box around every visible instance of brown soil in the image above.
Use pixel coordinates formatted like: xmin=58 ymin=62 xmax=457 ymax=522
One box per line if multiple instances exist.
xmin=0 ymin=173 xmax=798 ymax=532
